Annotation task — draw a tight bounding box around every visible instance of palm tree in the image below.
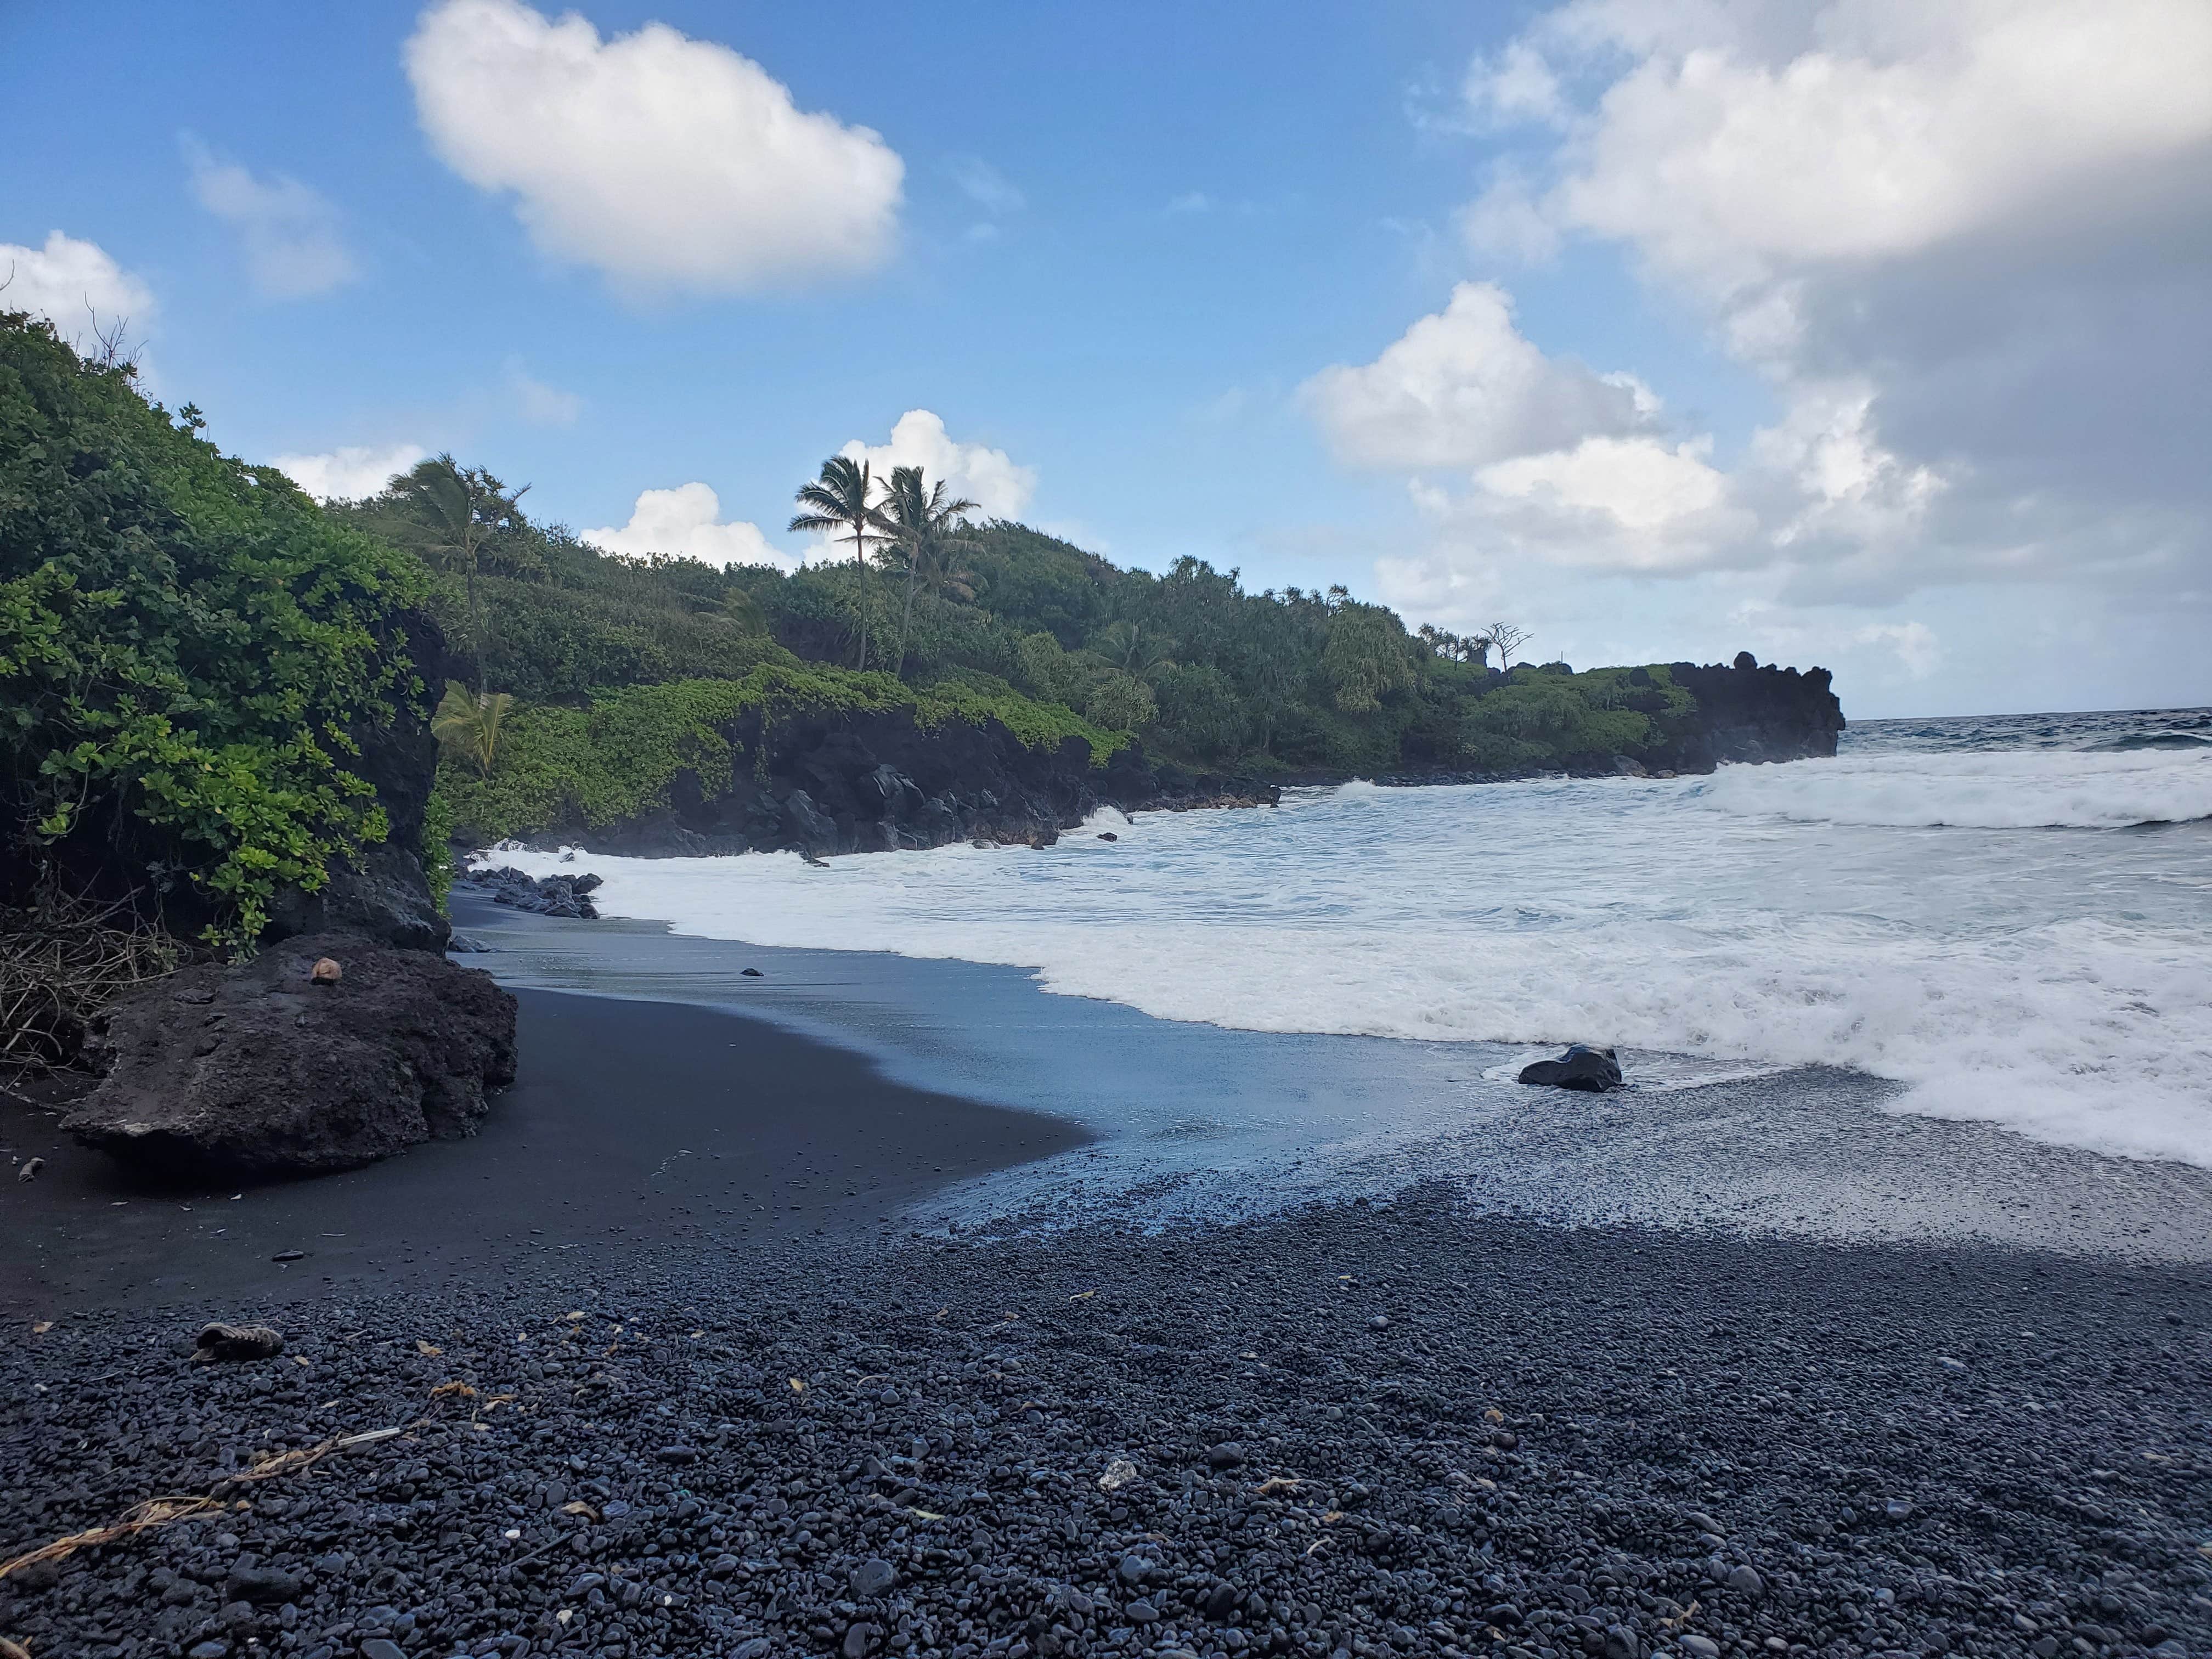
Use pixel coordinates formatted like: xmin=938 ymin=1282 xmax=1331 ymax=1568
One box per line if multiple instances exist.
xmin=869 ymin=465 xmax=980 ymax=679
xmin=385 ymin=454 xmax=529 ymax=694
xmin=789 ymin=457 xmax=883 ymax=671
xmin=1094 ymin=619 xmax=1175 ymax=675
xmin=431 ymin=680 xmax=515 ymax=777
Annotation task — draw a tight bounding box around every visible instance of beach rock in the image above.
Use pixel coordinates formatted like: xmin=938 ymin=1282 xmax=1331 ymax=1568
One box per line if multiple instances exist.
xmin=1516 ymin=1043 xmax=1624 ymax=1092
xmin=462 ymin=866 xmax=601 ymax=919
xmin=309 ymin=956 xmax=342 ymax=985
xmin=16 ymin=1156 xmax=41 ymax=1182
xmin=65 ymin=934 xmax=516 ymax=1175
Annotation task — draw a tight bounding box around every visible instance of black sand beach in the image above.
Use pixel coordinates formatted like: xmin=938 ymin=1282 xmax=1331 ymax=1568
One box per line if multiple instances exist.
xmin=4 ymin=936 xmax=2210 ymax=1659
xmin=0 ymin=990 xmax=1086 ymax=1312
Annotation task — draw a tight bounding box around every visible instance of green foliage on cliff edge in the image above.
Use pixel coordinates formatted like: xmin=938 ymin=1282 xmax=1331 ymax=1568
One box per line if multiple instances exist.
xmin=433 ymin=665 xmax=1130 ymax=844
xmin=0 ymin=313 xmax=429 ymax=945
xmin=1459 ymin=664 xmax=1697 ymax=772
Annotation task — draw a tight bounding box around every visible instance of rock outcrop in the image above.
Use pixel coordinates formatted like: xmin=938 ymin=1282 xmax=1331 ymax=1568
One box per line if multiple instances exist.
xmin=493 ymin=705 xmax=1278 ymax=860
xmin=64 ymin=933 xmax=516 ymax=1175
xmin=1651 ymin=657 xmax=1846 ymax=771
xmin=461 ymin=866 xmax=602 ymax=918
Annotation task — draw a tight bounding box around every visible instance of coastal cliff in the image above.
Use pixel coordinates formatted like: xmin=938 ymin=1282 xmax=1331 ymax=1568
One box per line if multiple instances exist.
xmin=457 ymin=696 xmax=1274 ymax=859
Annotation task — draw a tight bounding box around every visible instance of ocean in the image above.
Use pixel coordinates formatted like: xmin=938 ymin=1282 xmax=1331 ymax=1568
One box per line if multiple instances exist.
xmin=487 ymin=706 xmax=2212 ymax=1178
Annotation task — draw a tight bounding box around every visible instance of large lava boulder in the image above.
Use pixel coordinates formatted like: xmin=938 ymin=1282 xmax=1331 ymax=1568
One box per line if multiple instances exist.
xmin=1516 ymin=1044 xmax=1625 ymax=1092
xmin=64 ymin=933 xmax=517 ymax=1175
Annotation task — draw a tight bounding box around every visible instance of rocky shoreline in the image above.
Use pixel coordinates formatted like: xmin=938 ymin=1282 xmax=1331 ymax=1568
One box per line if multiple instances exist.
xmin=4 ymin=1192 xmax=2205 ymax=1659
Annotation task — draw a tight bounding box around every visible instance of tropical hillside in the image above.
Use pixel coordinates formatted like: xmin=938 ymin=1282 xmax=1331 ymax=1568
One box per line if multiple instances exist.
xmin=327 ymin=449 xmax=1703 ymax=799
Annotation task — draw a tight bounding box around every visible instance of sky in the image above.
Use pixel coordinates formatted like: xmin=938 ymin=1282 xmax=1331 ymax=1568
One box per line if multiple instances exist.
xmin=4 ymin=0 xmax=2208 ymax=719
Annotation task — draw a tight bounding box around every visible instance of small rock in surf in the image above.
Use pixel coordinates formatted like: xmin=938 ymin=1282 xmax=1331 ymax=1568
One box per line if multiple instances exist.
xmin=1516 ymin=1044 xmax=1624 ymax=1092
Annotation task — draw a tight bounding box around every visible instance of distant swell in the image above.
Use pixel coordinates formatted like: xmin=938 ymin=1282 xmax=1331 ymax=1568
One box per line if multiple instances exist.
xmin=1691 ymin=749 xmax=2212 ymax=830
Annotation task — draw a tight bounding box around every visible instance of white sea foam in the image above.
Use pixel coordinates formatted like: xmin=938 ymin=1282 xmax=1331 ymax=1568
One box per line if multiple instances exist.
xmin=492 ymin=740 xmax=2212 ymax=1170
xmin=1690 ymin=747 xmax=2212 ymax=830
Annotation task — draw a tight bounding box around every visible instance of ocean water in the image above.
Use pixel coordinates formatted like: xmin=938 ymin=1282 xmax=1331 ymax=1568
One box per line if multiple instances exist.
xmin=489 ymin=706 xmax=2212 ymax=1172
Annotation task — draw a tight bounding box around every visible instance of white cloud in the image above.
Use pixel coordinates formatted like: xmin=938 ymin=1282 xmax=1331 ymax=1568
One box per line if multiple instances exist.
xmin=272 ymin=443 xmax=429 ymax=501
xmin=582 ymin=482 xmax=795 ymax=570
xmin=1464 ymin=40 xmax=1568 ymax=128
xmin=404 ymin=0 xmax=904 ymax=296
xmin=0 ymin=231 xmax=154 ymax=337
xmin=1853 ymin=620 xmax=1943 ymax=679
xmin=947 ymin=156 xmax=1024 ymax=215
xmin=1441 ymin=0 xmax=2212 ymax=601
xmin=182 ymin=136 xmax=358 ymax=299
xmin=506 ymin=359 xmax=583 ymax=426
xmin=1166 ymin=191 xmax=1212 ymax=215
xmin=838 ymin=409 xmax=1036 ymax=521
xmin=1301 ymin=283 xmax=1650 ymax=470
xmin=1455 ymin=166 xmax=1561 ymax=264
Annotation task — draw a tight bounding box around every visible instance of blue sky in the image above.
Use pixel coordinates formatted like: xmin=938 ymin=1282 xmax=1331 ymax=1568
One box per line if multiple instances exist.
xmin=5 ymin=0 xmax=2208 ymax=718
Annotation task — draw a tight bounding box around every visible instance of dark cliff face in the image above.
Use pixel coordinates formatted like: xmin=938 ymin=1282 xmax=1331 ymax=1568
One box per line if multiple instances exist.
xmin=1656 ymin=659 xmax=1846 ymax=770
xmin=265 ymin=609 xmax=452 ymax=951
xmin=513 ymin=706 xmax=1277 ymax=860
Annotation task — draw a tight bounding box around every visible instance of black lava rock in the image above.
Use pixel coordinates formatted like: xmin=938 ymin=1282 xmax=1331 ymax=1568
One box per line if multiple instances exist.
xmin=1517 ymin=1043 xmax=1625 ymax=1092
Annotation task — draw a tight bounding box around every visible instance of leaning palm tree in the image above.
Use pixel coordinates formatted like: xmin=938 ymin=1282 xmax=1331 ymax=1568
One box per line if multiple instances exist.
xmin=789 ymin=456 xmax=883 ymax=670
xmin=1094 ymin=619 xmax=1175 ymax=675
xmin=431 ymin=680 xmax=515 ymax=778
xmin=869 ymin=465 xmax=980 ymax=679
xmin=383 ymin=454 xmax=529 ymax=695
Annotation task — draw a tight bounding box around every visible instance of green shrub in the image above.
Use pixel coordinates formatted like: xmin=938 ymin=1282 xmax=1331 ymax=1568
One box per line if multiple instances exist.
xmin=437 ymin=666 xmax=1131 ymax=843
xmin=0 ymin=312 xmax=429 ymax=944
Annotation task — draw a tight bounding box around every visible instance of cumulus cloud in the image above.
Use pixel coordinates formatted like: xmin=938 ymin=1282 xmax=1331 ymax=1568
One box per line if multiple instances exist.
xmin=838 ymin=409 xmax=1036 ymax=521
xmin=1301 ymin=283 xmax=1650 ymax=470
xmin=1440 ymin=0 xmax=2212 ymax=600
xmin=183 ymin=137 xmax=358 ymax=298
xmin=0 ymin=231 xmax=154 ymax=338
xmin=404 ymin=0 xmax=904 ymax=296
xmin=271 ymin=443 xmax=429 ymax=501
xmin=582 ymin=483 xmax=795 ymax=570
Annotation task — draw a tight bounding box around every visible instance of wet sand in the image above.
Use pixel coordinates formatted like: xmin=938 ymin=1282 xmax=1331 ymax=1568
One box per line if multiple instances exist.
xmin=0 ymin=988 xmax=1086 ymax=1313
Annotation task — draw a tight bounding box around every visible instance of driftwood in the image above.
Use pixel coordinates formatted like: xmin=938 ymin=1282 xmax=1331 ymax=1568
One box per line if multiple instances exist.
xmin=0 ymin=1392 xmax=469 ymax=1585
xmin=0 ymin=888 xmax=185 ymax=1069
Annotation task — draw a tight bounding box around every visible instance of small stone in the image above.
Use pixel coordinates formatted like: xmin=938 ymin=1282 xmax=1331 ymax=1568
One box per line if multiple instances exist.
xmin=1206 ymin=1441 xmax=1246 ymax=1469
xmin=733 ymin=1641 xmax=773 ymax=1659
xmin=15 ymin=1157 xmax=42 ymax=1182
xmin=1725 ymin=1565 xmax=1765 ymax=1598
xmin=1203 ymin=1582 xmax=1241 ymax=1620
xmin=654 ymin=1444 xmax=698 ymax=1464
xmin=1883 ymin=1498 xmax=1912 ymax=1520
xmin=1491 ymin=1428 xmax=1519 ymax=1451
xmin=842 ymin=1623 xmax=878 ymax=1659
xmin=1099 ymin=1458 xmax=1138 ymax=1490
xmin=1484 ymin=1604 xmax=1521 ymax=1628
xmin=310 ymin=957 xmax=342 ymax=985
xmin=1680 ymin=1639 xmax=1719 ymax=1659
xmin=359 ymin=1643 xmax=406 ymax=1659
xmin=1685 ymin=1510 xmax=1724 ymax=1535
xmin=742 ymin=967 xmax=764 ymax=978
xmin=1368 ymin=1314 xmax=1390 ymax=1330
xmin=272 ymin=1249 xmax=306 ymax=1262
xmin=1126 ymin=1599 xmax=1160 ymax=1624
xmin=851 ymin=1558 xmax=897 ymax=1599
xmin=1604 ymin=1625 xmax=1640 ymax=1659
xmin=1118 ymin=1554 xmax=1150 ymax=1585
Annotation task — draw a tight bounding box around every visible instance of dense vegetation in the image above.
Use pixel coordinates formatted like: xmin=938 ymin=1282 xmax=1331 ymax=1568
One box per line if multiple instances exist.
xmin=0 ymin=312 xmax=430 ymax=947
xmin=433 ymin=664 xmax=1128 ymax=845
xmin=328 ymin=467 xmax=1696 ymax=797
